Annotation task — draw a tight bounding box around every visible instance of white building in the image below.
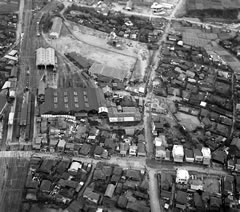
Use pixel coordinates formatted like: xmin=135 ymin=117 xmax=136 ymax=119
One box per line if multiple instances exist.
xmin=176 ymin=169 xmax=189 ymax=184
xmin=68 ymin=161 xmax=82 ymax=173
xmin=172 ymin=145 xmax=184 ymax=162
xmin=201 ymin=147 xmax=211 ymax=165
xmin=36 ymin=47 xmax=55 ymax=69
xmin=49 ymin=17 xmax=62 ymax=39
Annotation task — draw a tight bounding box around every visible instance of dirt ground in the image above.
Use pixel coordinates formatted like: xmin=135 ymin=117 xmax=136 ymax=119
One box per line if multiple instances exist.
xmin=0 ymin=157 xmax=29 ymax=212
xmin=112 ymin=0 xmax=179 ymax=17
xmin=174 ymin=0 xmax=187 ymax=18
xmin=46 ymin=26 xmax=138 ymax=75
xmin=175 ymin=112 xmax=202 ymax=131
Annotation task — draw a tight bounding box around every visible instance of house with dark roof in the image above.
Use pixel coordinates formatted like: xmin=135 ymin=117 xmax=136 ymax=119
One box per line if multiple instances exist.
xmin=126 ymin=202 xmax=150 ymax=212
xmin=83 ymin=187 xmax=100 ymax=204
xmin=93 ymin=169 xmax=106 ymax=181
xmin=137 ymin=143 xmax=146 ymax=157
xmin=193 ymin=148 xmax=203 ymax=162
xmin=185 ymin=149 xmax=194 ymax=163
xmin=125 ymin=169 xmax=141 ymax=181
xmin=210 ymin=196 xmax=221 ymax=211
xmin=94 ymin=146 xmax=104 ymax=159
xmin=79 ymin=144 xmax=91 ymax=156
xmin=113 ymin=166 xmax=123 ymax=176
xmin=224 ymin=175 xmax=234 ymax=196
xmin=212 ymin=150 xmax=227 ymax=164
xmin=40 ymin=180 xmax=52 ymax=193
xmin=117 ymin=195 xmax=128 ymax=209
xmin=175 ymin=190 xmax=188 ymax=210
xmin=66 ymin=198 xmax=84 ymax=212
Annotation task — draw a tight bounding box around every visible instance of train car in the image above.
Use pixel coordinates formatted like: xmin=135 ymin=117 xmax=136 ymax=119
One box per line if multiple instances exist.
xmin=20 ymin=91 xmax=29 ymax=126
xmin=36 ymin=21 xmax=40 ymax=37
xmin=25 ymin=124 xmax=30 ymax=141
xmin=20 ymin=104 xmax=28 ymax=126
xmin=15 ymin=123 xmax=20 ymax=139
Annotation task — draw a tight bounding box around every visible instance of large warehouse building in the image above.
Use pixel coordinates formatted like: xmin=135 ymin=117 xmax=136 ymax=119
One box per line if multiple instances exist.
xmin=49 ymin=17 xmax=63 ymax=39
xmin=40 ymin=87 xmax=107 ymax=117
xmin=36 ymin=47 xmax=55 ymax=70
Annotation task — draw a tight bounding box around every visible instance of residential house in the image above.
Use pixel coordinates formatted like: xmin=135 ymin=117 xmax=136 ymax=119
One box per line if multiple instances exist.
xmin=201 ymin=147 xmax=211 ymax=165
xmin=172 ymin=145 xmax=184 ymax=162
xmin=104 ymin=184 xmax=115 ymax=198
xmin=137 ymin=143 xmax=146 ymax=157
xmin=176 ymin=169 xmax=189 ymax=184
xmin=94 ymin=146 xmax=104 ymax=159
xmin=79 ymin=143 xmax=91 ymax=156
xmin=126 ymin=202 xmax=150 ymax=212
xmin=175 ymin=190 xmax=188 ymax=210
xmin=49 ymin=137 xmax=58 ymax=153
xmin=165 ymin=150 xmax=171 ymax=161
xmin=68 ymin=161 xmax=82 ymax=173
xmin=125 ymin=169 xmax=141 ymax=181
xmin=235 ymin=159 xmax=240 ymax=172
xmin=210 ymin=197 xmax=221 ymax=211
xmin=117 ymin=195 xmax=128 ymax=209
xmin=193 ymin=148 xmax=203 ymax=162
xmin=194 ymin=193 xmax=203 ymax=210
xmin=40 ymin=180 xmax=52 ymax=193
xmin=212 ymin=150 xmax=227 ymax=165
xmin=120 ymin=143 xmax=129 ymax=156
xmin=184 ymin=149 xmax=194 ymax=163
xmin=93 ymin=169 xmax=106 ymax=181
xmin=155 ymin=146 xmax=166 ymax=160
xmin=57 ymin=139 xmax=66 ymax=152
xmin=83 ymin=187 xmax=100 ymax=204
xmin=129 ymin=145 xmax=137 ymax=156
xmin=224 ymin=175 xmax=234 ymax=196
xmin=236 ymin=176 xmax=240 ymax=194
xmin=227 ymin=159 xmax=235 ymax=171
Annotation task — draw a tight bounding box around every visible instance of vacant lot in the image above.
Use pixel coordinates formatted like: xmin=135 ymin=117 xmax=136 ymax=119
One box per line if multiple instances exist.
xmin=0 ymin=157 xmax=29 ymax=212
xmin=0 ymin=0 xmax=19 ymax=13
xmin=46 ymin=23 xmax=137 ymax=78
xmin=175 ymin=112 xmax=201 ymax=131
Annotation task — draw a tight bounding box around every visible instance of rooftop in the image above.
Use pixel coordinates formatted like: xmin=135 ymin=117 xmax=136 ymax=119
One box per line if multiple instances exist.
xmin=89 ymin=62 xmax=127 ymax=81
xmin=40 ymin=87 xmax=106 ymax=115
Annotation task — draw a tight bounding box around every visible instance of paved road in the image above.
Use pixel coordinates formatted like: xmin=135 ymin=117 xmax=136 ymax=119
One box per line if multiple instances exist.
xmin=16 ymin=0 xmax=25 ymax=41
xmin=148 ymin=169 xmax=162 ymax=212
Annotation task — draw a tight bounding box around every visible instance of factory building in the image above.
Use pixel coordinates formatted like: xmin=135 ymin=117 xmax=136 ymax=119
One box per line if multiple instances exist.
xmin=36 ymin=47 xmax=55 ymax=70
xmin=40 ymin=87 xmax=107 ymax=117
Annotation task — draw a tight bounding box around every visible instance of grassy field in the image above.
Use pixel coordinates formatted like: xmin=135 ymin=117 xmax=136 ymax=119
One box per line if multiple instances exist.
xmin=0 ymin=157 xmax=29 ymax=212
xmin=0 ymin=0 xmax=19 ymax=13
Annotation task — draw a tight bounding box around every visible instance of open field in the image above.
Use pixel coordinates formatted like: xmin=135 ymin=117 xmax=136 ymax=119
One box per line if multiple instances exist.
xmin=0 ymin=157 xmax=29 ymax=212
xmin=65 ymin=21 xmax=146 ymax=58
xmin=46 ymin=24 xmax=138 ymax=77
xmin=0 ymin=0 xmax=19 ymax=13
xmin=175 ymin=112 xmax=201 ymax=131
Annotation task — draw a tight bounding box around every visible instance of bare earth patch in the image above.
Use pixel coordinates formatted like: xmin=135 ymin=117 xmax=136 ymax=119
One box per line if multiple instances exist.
xmin=175 ymin=112 xmax=201 ymax=131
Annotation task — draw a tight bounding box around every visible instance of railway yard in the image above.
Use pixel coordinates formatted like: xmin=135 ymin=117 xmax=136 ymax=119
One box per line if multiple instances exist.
xmin=1 ymin=0 xmax=240 ymax=212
